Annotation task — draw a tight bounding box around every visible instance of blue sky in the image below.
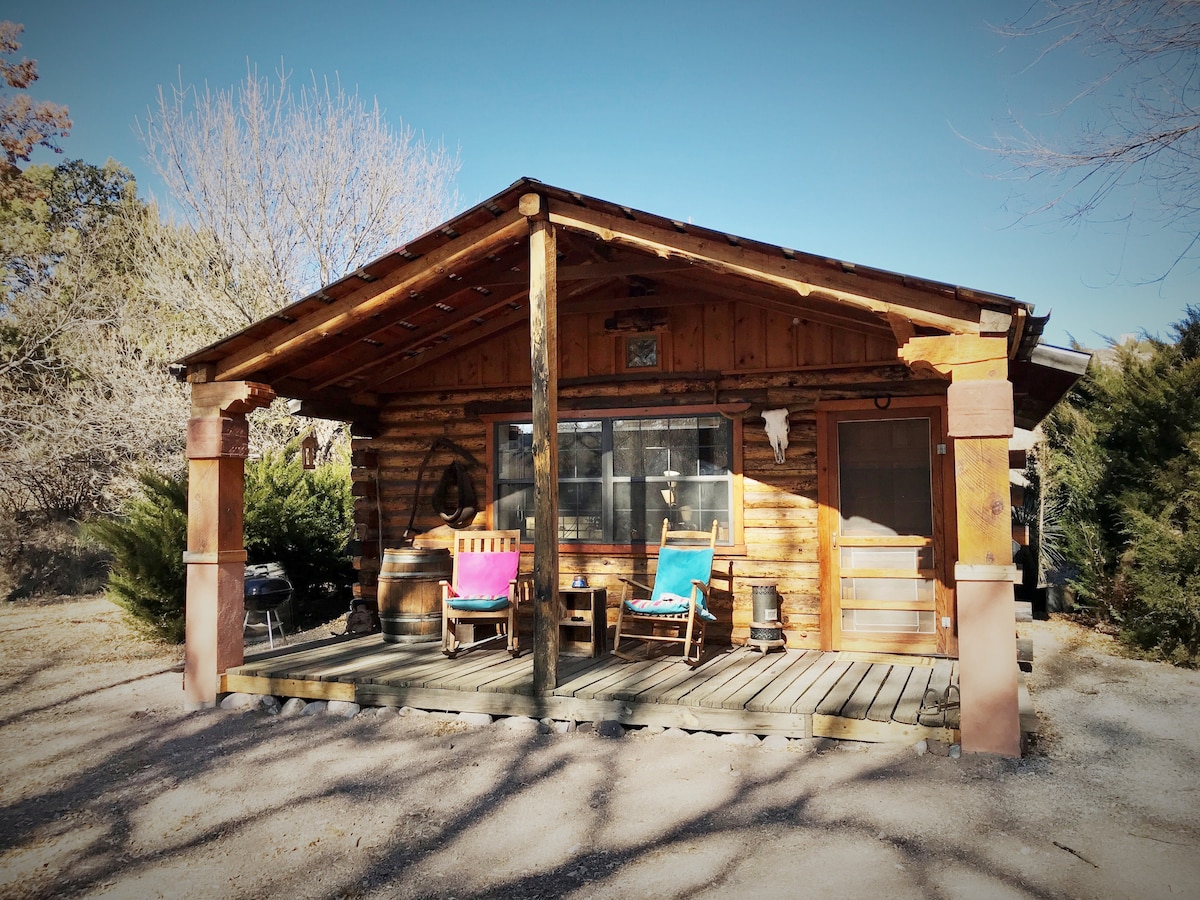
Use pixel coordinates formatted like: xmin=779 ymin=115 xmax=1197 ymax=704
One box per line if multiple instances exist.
xmin=7 ymin=0 xmax=1197 ymax=349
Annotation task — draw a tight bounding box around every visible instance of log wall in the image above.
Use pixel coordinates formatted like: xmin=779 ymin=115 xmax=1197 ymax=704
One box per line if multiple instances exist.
xmin=351 ymin=300 xmax=946 ymax=649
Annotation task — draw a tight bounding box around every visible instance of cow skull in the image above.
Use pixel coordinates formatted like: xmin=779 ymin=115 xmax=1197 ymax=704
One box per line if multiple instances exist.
xmin=762 ymin=408 xmax=790 ymax=464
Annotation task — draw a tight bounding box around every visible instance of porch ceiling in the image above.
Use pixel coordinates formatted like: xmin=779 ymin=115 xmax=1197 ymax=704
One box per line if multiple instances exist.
xmin=175 ymin=177 xmax=1053 ymax=410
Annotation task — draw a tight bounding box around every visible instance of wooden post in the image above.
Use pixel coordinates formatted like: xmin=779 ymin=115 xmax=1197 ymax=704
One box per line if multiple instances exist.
xmin=525 ymin=193 xmax=561 ymax=694
xmin=184 ymin=381 xmax=275 ymax=709
xmin=900 ymin=335 xmax=1020 ymax=757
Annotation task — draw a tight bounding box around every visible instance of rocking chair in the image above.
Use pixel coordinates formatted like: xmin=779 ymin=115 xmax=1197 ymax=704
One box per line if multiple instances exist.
xmin=613 ymin=518 xmax=718 ymax=667
xmin=440 ymin=530 xmax=531 ymax=657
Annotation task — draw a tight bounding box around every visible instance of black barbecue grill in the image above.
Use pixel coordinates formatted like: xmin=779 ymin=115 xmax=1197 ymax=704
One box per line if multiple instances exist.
xmin=244 ymin=562 xmax=293 ymax=648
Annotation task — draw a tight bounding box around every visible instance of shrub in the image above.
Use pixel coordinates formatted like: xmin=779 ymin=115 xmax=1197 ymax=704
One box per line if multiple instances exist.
xmin=243 ymin=439 xmax=355 ymax=624
xmin=88 ymin=438 xmax=354 ymax=642
xmin=1040 ymin=306 xmax=1200 ymax=666
xmin=84 ymin=471 xmax=188 ymax=641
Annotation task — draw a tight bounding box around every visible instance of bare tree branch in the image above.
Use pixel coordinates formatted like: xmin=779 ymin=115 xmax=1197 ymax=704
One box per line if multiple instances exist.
xmin=137 ymin=63 xmax=460 ymax=311
xmin=993 ymin=0 xmax=1200 ymax=276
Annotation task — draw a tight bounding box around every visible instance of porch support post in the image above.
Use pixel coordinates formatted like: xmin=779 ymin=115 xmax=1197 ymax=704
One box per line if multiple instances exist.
xmin=900 ymin=335 xmax=1020 ymax=757
xmin=524 ymin=193 xmax=561 ymax=694
xmin=184 ymin=381 xmax=275 ymax=709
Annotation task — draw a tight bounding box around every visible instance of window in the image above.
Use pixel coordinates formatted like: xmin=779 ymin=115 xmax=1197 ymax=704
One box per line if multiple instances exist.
xmin=624 ymin=335 xmax=659 ymax=368
xmin=494 ymin=414 xmax=734 ymax=545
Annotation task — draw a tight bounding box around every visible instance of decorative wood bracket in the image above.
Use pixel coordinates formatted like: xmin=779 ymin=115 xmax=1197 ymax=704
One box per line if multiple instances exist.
xmin=898 ymin=335 xmax=1008 ymax=382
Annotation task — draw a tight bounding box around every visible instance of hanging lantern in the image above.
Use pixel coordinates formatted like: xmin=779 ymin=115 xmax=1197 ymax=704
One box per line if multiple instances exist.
xmin=301 ymin=432 xmax=318 ymax=470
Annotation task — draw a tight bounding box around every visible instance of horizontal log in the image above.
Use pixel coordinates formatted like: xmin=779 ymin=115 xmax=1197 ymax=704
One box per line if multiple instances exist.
xmin=742 ymin=489 xmax=818 ymax=509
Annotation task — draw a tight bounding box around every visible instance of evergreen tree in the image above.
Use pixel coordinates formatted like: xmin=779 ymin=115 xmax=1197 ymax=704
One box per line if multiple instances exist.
xmin=1041 ymin=307 xmax=1200 ymax=665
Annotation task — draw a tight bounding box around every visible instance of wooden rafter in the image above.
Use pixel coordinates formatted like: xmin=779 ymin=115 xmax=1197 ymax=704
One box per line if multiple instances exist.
xmin=470 ymin=256 xmax=692 ymax=287
xmin=278 ymin=241 xmax=534 ymax=383
xmin=306 ymin=282 xmax=533 ymax=391
xmin=369 ymin=301 xmax=530 ymax=390
xmin=206 ymin=209 xmax=528 ymax=382
xmin=546 ymin=199 xmax=986 ymax=335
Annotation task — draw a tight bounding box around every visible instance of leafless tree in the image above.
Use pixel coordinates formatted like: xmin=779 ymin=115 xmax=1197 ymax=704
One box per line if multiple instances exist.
xmin=137 ymin=64 xmax=460 ymax=316
xmin=994 ymin=0 xmax=1200 ymax=272
xmin=0 ymin=207 xmax=188 ymax=520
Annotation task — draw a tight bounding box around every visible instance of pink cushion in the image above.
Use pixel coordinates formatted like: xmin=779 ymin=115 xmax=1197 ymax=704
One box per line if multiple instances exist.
xmin=455 ymin=551 xmax=519 ymax=598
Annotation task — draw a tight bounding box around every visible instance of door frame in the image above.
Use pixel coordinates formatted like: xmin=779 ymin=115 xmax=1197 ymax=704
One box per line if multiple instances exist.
xmin=816 ymin=396 xmax=958 ymax=656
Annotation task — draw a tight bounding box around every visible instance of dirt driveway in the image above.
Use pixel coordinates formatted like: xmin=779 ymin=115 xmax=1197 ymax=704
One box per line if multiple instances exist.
xmin=1 ymin=596 xmax=1198 ymax=899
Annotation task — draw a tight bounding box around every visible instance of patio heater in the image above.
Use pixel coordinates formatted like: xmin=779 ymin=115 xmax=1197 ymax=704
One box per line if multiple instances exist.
xmin=747 ymin=582 xmax=786 ymax=654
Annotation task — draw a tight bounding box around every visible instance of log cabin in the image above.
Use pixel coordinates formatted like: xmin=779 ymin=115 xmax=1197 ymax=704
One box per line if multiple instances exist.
xmin=174 ymin=178 xmax=1088 ymax=756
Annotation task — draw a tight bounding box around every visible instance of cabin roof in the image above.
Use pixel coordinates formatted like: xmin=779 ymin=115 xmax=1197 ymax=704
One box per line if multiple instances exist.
xmin=175 ymin=176 xmax=1087 ymax=429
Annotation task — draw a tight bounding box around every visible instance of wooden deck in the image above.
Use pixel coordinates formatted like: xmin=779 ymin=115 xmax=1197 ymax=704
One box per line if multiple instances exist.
xmin=219 ymin=635 xmax=1008 ymax=745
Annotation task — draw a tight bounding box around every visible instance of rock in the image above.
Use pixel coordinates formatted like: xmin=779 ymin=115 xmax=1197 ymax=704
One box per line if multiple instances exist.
xmin=259 ymin=695 xmax=282 ymax=715
xmin=326 ymin=700 xmax=361 ymax=718
xmin=914 ymin=739 xmax=929 ymax=756
xmin=398 ymin=706 xmax=426 ymax=717
xmin=720 ymin=732 xmax=761 ymax=747
xmin=375 ymin=706 xmax=400 ymax=721
xmin=949 ymin=743 xmax=962 ymax=759
xmin=641 ymin=725 xmax=666 ymax=736
xmin=498 ymin=715 xmax=539 ymax=732
xmin=549 ymin=720 xmax=571 ymax=734
xmin=761 ymin=734 xmax=790 ymax=752
xmin=926 ymin=739 xmax=951 ymax=757
xmin=219 ymin=693 xmax=255 ymax=710
xmin=574 ymin=721 xmax=596 ymax=735
xmin=661 ymin=728 xmax=691 ymax=740
xmin=458 ymin=712 xmax=493 ymax=727
xmin=537 ymin=720 xmax=553 ymax=734
xmin=597 ymin=720 xmax=625 ymax=739
xmin=300 ymin=700 xmax=328 ymax=716
xmin=279 ymin=698 xmax=307 ymax=717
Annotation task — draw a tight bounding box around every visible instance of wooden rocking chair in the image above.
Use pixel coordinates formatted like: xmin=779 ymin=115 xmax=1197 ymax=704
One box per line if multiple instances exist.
xmin=440 ymin=530 xmax=531 ymax=658
xmin=613 ymin=518 xmax=718 ymax=667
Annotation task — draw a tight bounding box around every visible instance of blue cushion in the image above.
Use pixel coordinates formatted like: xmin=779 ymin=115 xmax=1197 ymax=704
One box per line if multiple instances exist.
xmin=447 ymin=596 xmax=511 ymax=612
xmin=625 ymin=594 xmax=717 ymax=622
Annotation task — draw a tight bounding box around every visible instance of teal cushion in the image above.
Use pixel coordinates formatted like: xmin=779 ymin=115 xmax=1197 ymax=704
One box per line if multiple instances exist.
xmin=624 ymin=595 xmax=717 ymax=622
xmin=447 ymin=596 xmax=511 ymax=612
xmin=636 ymin=545 xmax=716 ymax=621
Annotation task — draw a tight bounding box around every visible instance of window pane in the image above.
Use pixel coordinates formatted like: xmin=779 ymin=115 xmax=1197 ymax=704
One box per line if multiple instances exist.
xmin=838 ymin=418 xmax=933 ymax=537
xmin=495 ymin=484 xmax=534 ymax=539
xmin=559 ymin=481 xmax=603 ymax=541
xmin=497 ymin=415 xmax=733 ymax=545
xmin=497 ymin=424 xmax=533 ymax=481
xmin=558 ymin=420 xmax=602 ymax=478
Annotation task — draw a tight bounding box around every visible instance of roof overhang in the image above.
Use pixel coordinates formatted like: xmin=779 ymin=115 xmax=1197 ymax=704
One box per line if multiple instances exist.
xmin=174 ymin=177 xmax=1088 ymax=426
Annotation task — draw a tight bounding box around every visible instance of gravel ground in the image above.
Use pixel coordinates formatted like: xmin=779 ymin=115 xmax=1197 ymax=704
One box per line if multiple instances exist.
xmin=1 ymin=595 xmax=1198 ymax=900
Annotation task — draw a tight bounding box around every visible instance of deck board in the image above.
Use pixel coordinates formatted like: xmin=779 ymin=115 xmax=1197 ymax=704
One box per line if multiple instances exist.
xmin=866 ymin=665 xmax=914 ymax=722
xmin=606 ymin=658 xmax=684 ymax=701
xmin=650 ymin=651 xmax=749 ymax=705
xmin=814 ymin=661 xmax=871 ymax=715
xmin=893 ymin=665 xmax=934 ymax=724
xmin=222 ymin=640 xmax=987 ymax=745
xmin=701 ymin=649 xmax=805 ymax=710
xmin=840 ymin=663 xmax=893 ymax=720
xmin=793 ymin=659 xmax=854 ymax=713
xmin=751 ymin=653 xmax=839 ymax=713
xmin=695 ymin=652 xmax=783 ymax=709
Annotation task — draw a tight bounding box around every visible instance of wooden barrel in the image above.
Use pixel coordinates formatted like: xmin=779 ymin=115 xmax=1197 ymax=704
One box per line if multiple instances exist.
xmin=377 ymin=547 xmax=452 ymax=644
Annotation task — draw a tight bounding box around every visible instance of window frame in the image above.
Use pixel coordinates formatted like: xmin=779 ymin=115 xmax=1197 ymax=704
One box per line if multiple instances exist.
xmin=484 ymin=404 xmax=744 ymax=554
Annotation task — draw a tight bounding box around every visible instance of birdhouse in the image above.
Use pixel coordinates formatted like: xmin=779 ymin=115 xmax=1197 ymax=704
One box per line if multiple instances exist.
xmin=301 ymin=432 xmax=318 ymax=470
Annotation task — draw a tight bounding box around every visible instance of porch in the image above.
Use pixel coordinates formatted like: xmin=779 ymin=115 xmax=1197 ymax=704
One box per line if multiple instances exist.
xmin=219 ymin=636 xmax=1029 ymax=745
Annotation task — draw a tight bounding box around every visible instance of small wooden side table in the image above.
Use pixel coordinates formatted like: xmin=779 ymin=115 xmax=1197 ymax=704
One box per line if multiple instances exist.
xmin=558 ymin=587 xmax=608 ymax=657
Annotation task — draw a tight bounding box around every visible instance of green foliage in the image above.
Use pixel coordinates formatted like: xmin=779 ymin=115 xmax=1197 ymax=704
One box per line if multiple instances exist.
xmin=86 ymin=440 xmax=353 ymax=642
xmin=84 ymin=471 xmax=188 ymax=642
xmin=1041 ymin=306 xmax=1200 ymax=665
xmin=243 ymin=438 xmax=355 ymax=623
